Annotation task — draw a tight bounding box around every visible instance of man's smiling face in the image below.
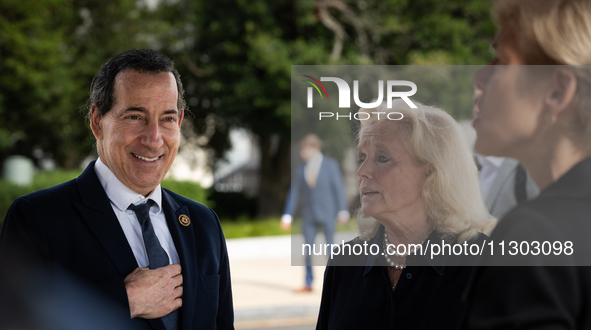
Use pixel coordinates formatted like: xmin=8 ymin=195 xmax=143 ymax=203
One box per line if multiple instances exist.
xmin=91 ymin=70 xmax=184 ymax=196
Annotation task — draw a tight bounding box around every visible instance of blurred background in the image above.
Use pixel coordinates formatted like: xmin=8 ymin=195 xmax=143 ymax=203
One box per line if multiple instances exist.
xmin=0 ymin=0 xmax=496 ymax=328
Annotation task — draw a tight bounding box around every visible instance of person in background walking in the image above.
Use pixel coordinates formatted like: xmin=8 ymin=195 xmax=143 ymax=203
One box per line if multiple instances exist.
xmin=281 ymin=134 xmax=349 ymax=292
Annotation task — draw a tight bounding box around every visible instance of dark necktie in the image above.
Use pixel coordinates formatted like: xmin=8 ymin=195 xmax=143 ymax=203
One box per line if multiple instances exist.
xmin=128 ymin=200 xmax=179 ymax=330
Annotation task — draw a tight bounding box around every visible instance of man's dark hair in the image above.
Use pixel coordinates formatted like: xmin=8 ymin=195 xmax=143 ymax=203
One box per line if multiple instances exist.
xmin=87 ymin=49 xmax=187 ymax=117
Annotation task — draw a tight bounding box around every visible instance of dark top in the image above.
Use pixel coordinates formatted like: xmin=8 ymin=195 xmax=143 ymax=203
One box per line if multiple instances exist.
xmin=0 ymin=161 xmax=234 ymax=330
xmin=462 ymin=158 xmax=591 ymax=329
xmin=316 ymin=225 xmax=486 ymax=330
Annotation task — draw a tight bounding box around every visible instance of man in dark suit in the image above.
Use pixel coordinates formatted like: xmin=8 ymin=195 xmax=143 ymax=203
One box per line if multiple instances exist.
xmin=0 ymin=49 xmax=233 ymax=330
xmin=281 ymin=134 xmax=349 ymax=292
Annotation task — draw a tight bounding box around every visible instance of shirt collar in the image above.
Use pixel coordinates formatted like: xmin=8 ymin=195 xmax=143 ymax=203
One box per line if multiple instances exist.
xmin=363 ymin=224 xmax=445 ymax=277
xmin=312 ymin=151 xmax=323 ymax=162
xmin=94 ymin=158 xmax=163 ymax=213
xmin=476 ymin=155 xmax=505 ymax=169
xmin=307 ymin=152 xmax=323 ymax=166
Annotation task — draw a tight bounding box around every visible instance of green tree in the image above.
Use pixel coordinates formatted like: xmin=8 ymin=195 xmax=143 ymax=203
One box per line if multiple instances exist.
xmin=0 ymin=0 xmax=173 ymax=168
xmin=1 ymin=0 xmax=497 ymax=217
xmin=0 ymin=0 xmax=83 ymax=167
xmin=158 ymin=0 xmax=496 ymax=216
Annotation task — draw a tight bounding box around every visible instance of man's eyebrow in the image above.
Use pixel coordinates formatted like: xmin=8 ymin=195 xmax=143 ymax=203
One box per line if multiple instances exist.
xmin=123 ymin=106 xmax=147 ymax=113
xmin=122 ymin=107 xmax=179 ymax=115
xmin=163 ymin=109 xmax=180 ymax=115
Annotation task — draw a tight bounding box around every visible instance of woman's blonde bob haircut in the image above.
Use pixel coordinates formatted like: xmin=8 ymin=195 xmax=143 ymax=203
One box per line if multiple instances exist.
xmin=493 ymin=0 xmax=591 ymax=151
xmin=493 ymin=0 xmax=591 ymax=66
xmin=356 ymin=99 xmax=495 ymax=243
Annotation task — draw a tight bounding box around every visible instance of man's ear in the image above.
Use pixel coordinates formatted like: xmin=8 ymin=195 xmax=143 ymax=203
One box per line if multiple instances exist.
xmin=178 ymin=109 xmax=184 ymax=129
xmin=544 ymin=68 xmax=578 ymax=122
xmin=90 ymin=105 xmax=103 ymax=140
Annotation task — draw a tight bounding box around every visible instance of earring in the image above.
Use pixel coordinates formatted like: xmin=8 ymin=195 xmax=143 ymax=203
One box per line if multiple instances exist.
xmin=544 ymin=113 xmax=557 ymax=124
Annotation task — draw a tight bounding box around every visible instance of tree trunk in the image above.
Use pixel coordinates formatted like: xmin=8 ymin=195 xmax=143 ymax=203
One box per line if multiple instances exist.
xmin=256 ymin=135 xmax=291 ymax=217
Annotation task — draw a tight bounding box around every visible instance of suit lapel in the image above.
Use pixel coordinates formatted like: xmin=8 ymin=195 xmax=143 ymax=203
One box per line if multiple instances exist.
xmin=317 ymin=157 xmax=326 ymax=179
xmin=75 ymin=161 xmax=138 ymax=277
xmin=74 ymin=199 xmax=168 ymax=330
xmin=162 ymin=190 xmax=198 ymax=330
xmin=76 ymin=162 xmax=171 ymax=330
xmin=308 ymin=157 xmax=325 ymax=189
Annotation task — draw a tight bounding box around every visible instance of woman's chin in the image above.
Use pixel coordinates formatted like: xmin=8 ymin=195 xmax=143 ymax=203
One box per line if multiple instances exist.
xmin=360 ymin=206 xmax=383 ymax=220
xmin=360 ymin=205 xmax=373 ymax=218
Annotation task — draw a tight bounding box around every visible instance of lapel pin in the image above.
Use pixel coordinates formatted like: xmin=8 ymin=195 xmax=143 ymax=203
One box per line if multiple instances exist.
xmin=178 ymin=214 xmax=191 ymax=226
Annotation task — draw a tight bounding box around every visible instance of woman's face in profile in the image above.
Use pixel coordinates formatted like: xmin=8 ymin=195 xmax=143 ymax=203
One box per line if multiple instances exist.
xmin=472 ymin=31 xmax=547 ymax=158
xmin=357 ymin=122 xmax=429 ymax=221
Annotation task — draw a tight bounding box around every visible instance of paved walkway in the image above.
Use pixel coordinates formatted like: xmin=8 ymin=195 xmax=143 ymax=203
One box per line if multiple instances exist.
xmin=227 ymin=232 xmax=356 ymax=330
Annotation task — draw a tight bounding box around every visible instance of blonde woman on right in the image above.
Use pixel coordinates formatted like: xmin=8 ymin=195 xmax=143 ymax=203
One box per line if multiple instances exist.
xmin=463 ymin=0 xmax=591 ymax=328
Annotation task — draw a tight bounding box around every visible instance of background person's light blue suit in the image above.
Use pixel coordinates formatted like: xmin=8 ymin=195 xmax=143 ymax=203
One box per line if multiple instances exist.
xmin=284 ymin=156 xmax=348 ymax=287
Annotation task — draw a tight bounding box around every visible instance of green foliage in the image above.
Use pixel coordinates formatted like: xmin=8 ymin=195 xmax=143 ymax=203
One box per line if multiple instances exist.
xmin=161 ymin=179 xmax=209 ymax=206
xmin=358 ymin=0 xmax=497 ymax=66
xmin=0 ymin=0 xmax=175 ymax=169
xmin=0 ymin=0 xmax=498 ymax=217
xmin=207 ymin=191 xmax=258 ymax=220
xmin=0 ymin=181 xmax=33 ymax=228
xmin=219 ymin=217 xmax=357 ymax=239
xmin=0 ymin=0 xmax=84 ymax=167
xmin=220 ymin=218 xmax=286 ymax=239
xmin=32 ymin=169 xmax=82 ymax=189
xmin=153 ymin=0 xmax=497 ymax=216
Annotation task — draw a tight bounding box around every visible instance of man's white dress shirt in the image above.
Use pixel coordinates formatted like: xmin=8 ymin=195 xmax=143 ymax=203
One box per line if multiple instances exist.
xmin=477 ymin=155 xmax=505 ymax=203
xmin=94 ymin=158 xmax=180 ymax=268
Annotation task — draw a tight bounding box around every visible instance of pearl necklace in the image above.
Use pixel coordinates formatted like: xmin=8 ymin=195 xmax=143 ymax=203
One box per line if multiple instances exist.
xmin=382 ymin=229 xmax=434 ymax=269
xmin=383 ymin=235 xmax=406 ymax=269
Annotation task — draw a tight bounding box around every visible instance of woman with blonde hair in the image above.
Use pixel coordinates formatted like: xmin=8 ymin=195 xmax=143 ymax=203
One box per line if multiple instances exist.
xmin=463 ymin=0 xmax=591 ymax=328
xmin=316 ymin=99 xmax=495 ymax=330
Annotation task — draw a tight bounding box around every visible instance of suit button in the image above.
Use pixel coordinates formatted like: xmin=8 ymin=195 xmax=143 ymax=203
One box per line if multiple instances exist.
xmin=406 ymin=273 xmax=412 ymax=279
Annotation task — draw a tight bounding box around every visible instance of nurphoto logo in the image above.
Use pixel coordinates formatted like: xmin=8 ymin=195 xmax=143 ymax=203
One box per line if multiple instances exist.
xmin=304 ymin=76 xmax=417 ymax=109
xmin=303 ymin=76 xmax=416 ymax=121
